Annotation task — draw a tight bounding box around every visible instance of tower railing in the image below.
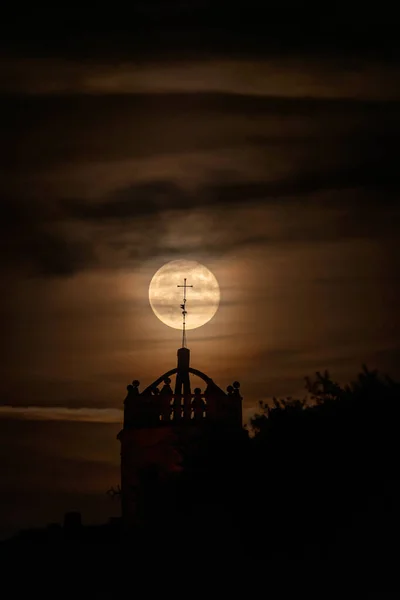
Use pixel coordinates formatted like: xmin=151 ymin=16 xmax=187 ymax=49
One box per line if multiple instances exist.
xmin=123 ymin=387 xmax=242 ymax=428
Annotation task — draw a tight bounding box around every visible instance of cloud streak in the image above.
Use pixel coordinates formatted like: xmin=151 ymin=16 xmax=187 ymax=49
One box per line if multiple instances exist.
xmin=1 ymin=58 xmax=400 ymax=99
xmin=0 ymin=406 xmax=123 ymax=423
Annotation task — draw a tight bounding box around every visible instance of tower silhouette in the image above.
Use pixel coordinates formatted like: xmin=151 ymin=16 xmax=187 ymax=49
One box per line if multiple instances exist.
xmin=117 ymin=278 xmax=243 ymax=526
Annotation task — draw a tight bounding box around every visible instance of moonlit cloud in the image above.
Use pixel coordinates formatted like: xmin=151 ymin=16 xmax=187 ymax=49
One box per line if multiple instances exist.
xmin=0 ymin=406 xmax=123 ymax=423
xmin=2 ymin=58 xmax=400 ymax=99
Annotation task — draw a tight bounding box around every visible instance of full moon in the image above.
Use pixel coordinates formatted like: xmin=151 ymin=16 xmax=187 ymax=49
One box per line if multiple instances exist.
xmin=149 ymin=260 xmax=220 ymax=330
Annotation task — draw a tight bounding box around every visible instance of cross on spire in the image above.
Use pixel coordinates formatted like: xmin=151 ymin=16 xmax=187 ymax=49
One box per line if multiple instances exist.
xmin=177 ymin=278 xmax=193 ymax=348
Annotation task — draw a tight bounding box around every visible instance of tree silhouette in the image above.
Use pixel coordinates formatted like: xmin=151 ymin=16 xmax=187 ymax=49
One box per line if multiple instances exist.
xmin=244 ymin=365 xmax=400 ymax=560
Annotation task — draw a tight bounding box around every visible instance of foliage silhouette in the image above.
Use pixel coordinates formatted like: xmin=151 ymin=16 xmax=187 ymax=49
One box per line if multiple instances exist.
xmin=247 ymin=365 xmax=400 ymax=560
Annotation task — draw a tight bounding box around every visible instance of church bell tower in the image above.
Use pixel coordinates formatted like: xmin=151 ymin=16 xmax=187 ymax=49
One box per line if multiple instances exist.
xmin=117 ymin=277 xmax=243 ymax=526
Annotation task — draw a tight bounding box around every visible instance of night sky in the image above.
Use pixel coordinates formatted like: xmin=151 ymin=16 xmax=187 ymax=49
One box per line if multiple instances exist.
xmin=1 ymin=3 xmax=399 ymax=538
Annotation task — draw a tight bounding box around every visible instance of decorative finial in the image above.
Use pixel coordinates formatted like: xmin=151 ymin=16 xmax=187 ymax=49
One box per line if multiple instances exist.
xmin=177 ymin=277 xmax=193 ymax=348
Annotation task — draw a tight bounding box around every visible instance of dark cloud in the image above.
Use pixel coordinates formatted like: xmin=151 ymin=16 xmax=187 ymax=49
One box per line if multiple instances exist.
xmin=205 ymin=162 xmax=400 ymax=204
xmin=65 ymin=182 xmax=188 ymax=221
xmin=62 ymin=154 xmax=399 ymax=225
xmin=0 ymin=196 xmax=97 ymax=277
xmin=22 ymin=231 xmax=97 ymax=277
xmin=2 ymin=93 xmax=399 ymax=170
xmin=3 ymin=154 xmax=399 ymax=278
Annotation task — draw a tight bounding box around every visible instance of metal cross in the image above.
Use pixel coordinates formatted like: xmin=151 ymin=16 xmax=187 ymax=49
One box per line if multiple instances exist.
xmin=177 ymin=278 xmax=193 ymax=348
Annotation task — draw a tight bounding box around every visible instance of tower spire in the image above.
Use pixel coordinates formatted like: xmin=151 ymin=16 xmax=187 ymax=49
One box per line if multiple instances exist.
xmin=177 ymin=277 xmax=193 ymax=348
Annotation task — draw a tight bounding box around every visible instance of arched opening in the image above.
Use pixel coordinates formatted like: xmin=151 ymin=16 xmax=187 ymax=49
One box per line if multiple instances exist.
xmin=142 ymin=367 xmax=212 ymax=395
xmin=141 ymin=369 xmax=213 ymax=422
